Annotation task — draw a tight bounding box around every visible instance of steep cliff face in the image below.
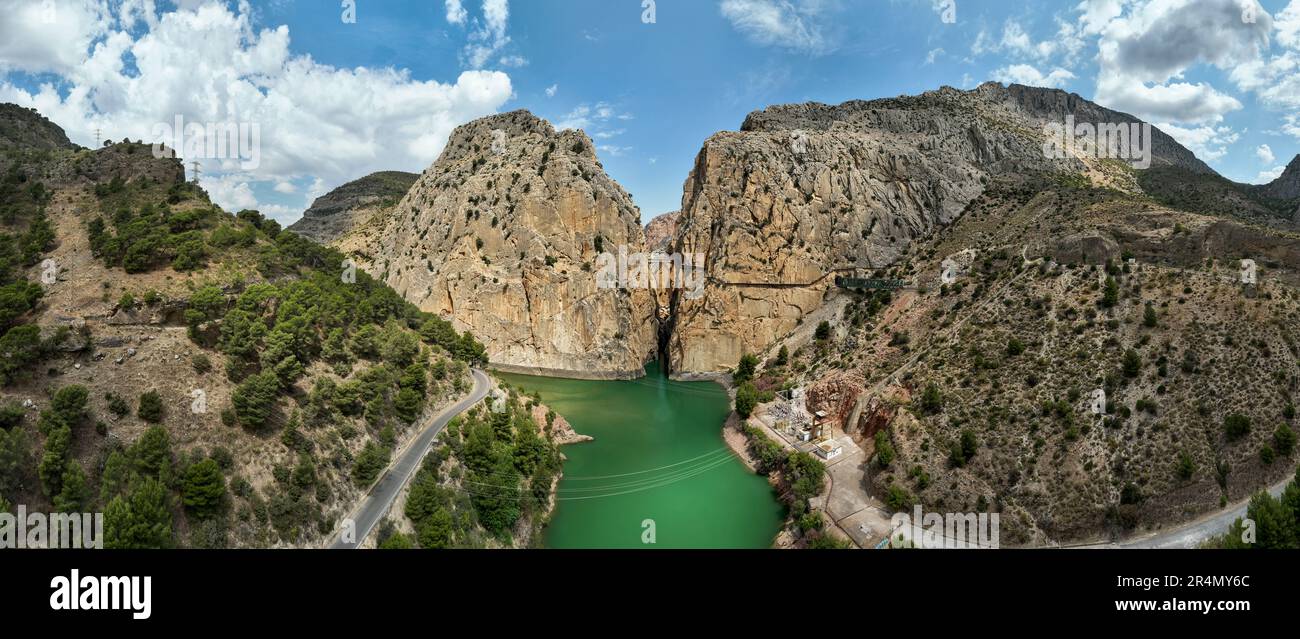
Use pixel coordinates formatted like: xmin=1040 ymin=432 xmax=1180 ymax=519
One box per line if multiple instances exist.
xmin=342 ymin=110 xmax=657 ymax=377
xmin=643 ymin=211 xmax=679 ymax=252
xmin=665 ymin=83 xmax=1216 ymax=374
xmin=1257 ymin=155 xmax=1300 ymax=201
xmin=288 ymin=171 xmax=417 ymax=243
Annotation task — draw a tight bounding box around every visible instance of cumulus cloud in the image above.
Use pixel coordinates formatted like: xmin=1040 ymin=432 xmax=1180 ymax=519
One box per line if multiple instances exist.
xmin=545 ymin=84 xmax=558 ymax=98
xmin=992 ymin=64 xmax=1076 ymax=89
xmin=1256 ymin=165 xmax=1286 ymax=182
xmin=1154 ymin=122 xmax=1240 ymax=161
xmin=445 ymin=0 xmax=468 ymax=25
xmin=0 ymin=0 xmax=110 ymax=75
xmin=0 ymin=1 xmax=512 ymax=221
xmin=719 ymin=0 xmax=834 ymax=55
xmin=1092 ymin=0 xmax=1266 ymax=124
xmin=1257 ymin=143 xmax=1276 ymax=164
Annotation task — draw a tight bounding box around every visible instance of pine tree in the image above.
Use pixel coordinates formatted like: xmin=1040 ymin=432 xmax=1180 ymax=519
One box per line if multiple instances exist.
xmin=181 ymin=458 xmax=226 ymax=519
xmin=103 ymin=477 xmax=173 ymax=549
xmin=53 ymin=461 xmax=89 ymax=513
xmin=1102 ymin=276 xmax=1119 ymax=308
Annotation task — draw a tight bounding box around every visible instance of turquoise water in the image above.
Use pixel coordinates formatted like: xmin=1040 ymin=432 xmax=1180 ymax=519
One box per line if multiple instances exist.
xmin=497 ymin=362 xmax=785 ymax=548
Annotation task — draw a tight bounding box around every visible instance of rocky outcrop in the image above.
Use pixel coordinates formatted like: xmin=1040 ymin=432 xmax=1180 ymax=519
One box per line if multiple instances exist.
xmin=0 ymin=103 xmax=75 ymax=151
xmin=56 ymin=142 xmax=185 ymax=188
xmin=1257 ymin=155 xmax=1300 ymax=201
xmin=665 ymin=83 xmax=1214 ymax=374
xmin=341 ymin=110 xmax=658 ymax=377
xmin=288 ymin=171 xmax=417 ymax=243
xmin=806 ymin=370 xmax=865 ymax=430
xmin=531 ymin=403 xmax=591 ymax=445
xmin=644 ymin=211 xmax=679 ymax=252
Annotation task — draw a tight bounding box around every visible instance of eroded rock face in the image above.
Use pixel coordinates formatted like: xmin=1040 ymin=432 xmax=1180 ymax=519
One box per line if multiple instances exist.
xmin=343 ymin=110 xmax=657 ymax=377
xmin=1257 ymin=155 xmax=1300 ymax=200
xmin=666 ymin=83 xmax=1206 ymax=374
xmin=288 ymin=171 xmax=417 ymax=244
xmin=644 ymin=211 xmax=679 ymax=253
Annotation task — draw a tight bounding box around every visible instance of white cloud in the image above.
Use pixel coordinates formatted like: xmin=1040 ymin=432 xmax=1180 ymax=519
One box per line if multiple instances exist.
xmin=1257 ymin=143 xmax=1276 ymax=164
xmin=1256 ymin=165 xmax=1286 ymax=182
xmin=545 ymin=84 xmax=558 ymax=98
xmin=1092 ymin=0 xmax=1267 ymax=124
xmin=1076 ymin=0 xmax=1125 ymax=36
xmin=554 ymin=102 xmax=632 ymax=132
xmin=499 ymin=55 xmax=527 ymax=68
xmin=0 ymin=0 xmax=110 ymax=75
xmin=719 ymin=0 xmax=833 ymax=54
xmin=0 ymin=1 xmax=513 ymax=225
xmin=274 ymin=180 xmax=297 ymax=194
xmin=1285 ymin=113 xmax=1300 ymax=140
xmin=1279 ymin=0 xmax=1300 ymax=49
xmin=1154 ymin=122 xmax=1239 ymax=162
xmin=200 ymin=174 xmax=259 ymax=212
xmin=1096 ymin=77 xmax=1243 ymax=124
xmin=445 ymin=0 xmax=468 ymax=25
xmin=925 ymin=48 xmax=944 ymax=65
xmin=991 ymin=64 xmax=1076 ymax=89
xmin=597 ymin=144 xmax=632 ymax=157
xmin=462 ymin=0 xmax=513 ymax=69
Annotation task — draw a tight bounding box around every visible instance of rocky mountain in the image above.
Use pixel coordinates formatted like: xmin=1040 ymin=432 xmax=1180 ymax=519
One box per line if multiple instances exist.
xmin=338 ymin=110 xmax=658 ymax=378
xmin=287 ymin=171 xmax=417 ymax=243
xmin=666 ymin=83 xmax=1180 ymax=373
xmin=0 ymin=103 xmax=74 ymax=152
xmin=1257 ymin=155 xmax=1300 ymax=201
xmin=322 ymin=85 xmax=1300 ymax=544
xmin=643 ymin=211 xmax=678 ymax=252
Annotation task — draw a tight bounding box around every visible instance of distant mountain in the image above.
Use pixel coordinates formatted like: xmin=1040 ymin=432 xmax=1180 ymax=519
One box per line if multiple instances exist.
xmin=1257 ymin=155 xmax=1300 ymax=201
xmin=286 ymin=171 xmax=418 ymax=243
xmin=643 ymin=211 xmax=678 ymax=253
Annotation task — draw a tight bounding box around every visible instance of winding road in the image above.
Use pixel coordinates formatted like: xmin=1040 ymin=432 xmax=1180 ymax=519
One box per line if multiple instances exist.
xmin=329 ymin=368 xmax=491 ymax=549
xmin=1078 ymin=473 xmax=1295 ymax=549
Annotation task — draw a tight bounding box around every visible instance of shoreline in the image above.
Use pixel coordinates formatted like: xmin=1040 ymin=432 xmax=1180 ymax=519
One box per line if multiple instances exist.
xmin=488 ymin=362 xmax=645 ymax=381
xmin=720 ymin=411 xmax=794 ymax=549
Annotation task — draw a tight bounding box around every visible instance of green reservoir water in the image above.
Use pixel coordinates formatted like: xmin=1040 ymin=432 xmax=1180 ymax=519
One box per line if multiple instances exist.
xmin=497 ymin=362 xmax=785 ymax=548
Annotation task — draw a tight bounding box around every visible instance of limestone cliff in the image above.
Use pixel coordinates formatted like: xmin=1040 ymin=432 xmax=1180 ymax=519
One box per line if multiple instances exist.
xmin=643 ymin=211 xmax=679 ymax=252
xmin=340 ymin=110 xmax=658 ymax=377
xmin=665 ymin=82 xmax=1219 ymax=374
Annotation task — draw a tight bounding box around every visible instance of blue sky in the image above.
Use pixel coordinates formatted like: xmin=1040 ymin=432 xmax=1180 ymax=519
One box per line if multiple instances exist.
xmin=2 ymin=0 xmax=1299 ymax=224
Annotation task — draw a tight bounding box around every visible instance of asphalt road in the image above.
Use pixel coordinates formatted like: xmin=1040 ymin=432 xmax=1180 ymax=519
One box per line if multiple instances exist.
xmin=329 ymin=368 xmax=491 ymax=549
